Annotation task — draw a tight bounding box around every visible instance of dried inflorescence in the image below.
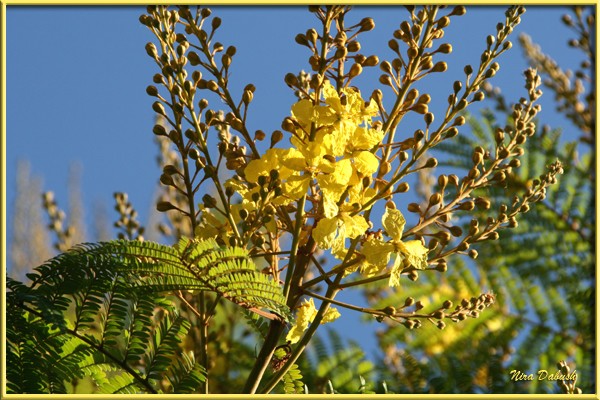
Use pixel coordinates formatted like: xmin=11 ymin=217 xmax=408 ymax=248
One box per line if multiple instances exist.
xmin=113 ymin=192 xmax=145 ymax=240
xmin=42 ymin=191 xmax=77 ymax=252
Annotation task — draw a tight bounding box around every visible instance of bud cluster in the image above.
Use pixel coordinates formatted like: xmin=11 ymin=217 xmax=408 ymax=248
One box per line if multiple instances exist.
xmin=114 ymin=192 xmax=145 ymax=241
xmin=42 ymin=191 xmax=77 ymax=252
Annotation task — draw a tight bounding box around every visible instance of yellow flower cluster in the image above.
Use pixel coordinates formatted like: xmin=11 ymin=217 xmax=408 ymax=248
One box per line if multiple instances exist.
xmin=244 ymin=81 xmax=381 ymax=256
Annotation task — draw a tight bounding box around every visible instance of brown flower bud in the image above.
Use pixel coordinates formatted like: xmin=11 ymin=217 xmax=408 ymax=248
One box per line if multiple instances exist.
xmin=254 ymin=130 xmax=266 ymax=141
xmin=270 ymin=130 xmax=283 ymax=147
xmin=408 ymin=203 xmax=421 ymax=213
xmin=156 ymin=201 xmax=177 ymax=212
xmin=359 ymin=17 xmax=375 ymax=32
xmin=408 ymin=270 xmax=419 ymax=281
xmin=379 ymin=74 xmax=394 ymax=87
xmin=458 ymin=200 xmax=475 ymax=211
xmin=429 ymin=193 xmax=442 ymax=206
xmin=451 ymin=5 xmax=466 ymax=15
xmin=153 ymin=124 xmax=167 ymax=136
xmin=449 ymin=226 xmax=463 ymax=237
xmin=438 ymin=43 xmax=452 ymax=53
xmin=383 ymin=306 xmax=396 ymax=316
xmin=424 ymin=112 xmax=434 ymax=125
xmin=425 ymin=158 xmax=438 ymax=168
xmin=348 ymin=63 xmax=363 ymax=79
xmin=431 ymin=61 xmax=448 ymax=73
xmin=396 ymin=182 xmax=410 ymax=192
xmin=364 ymin=55 xmax=379 ymax=67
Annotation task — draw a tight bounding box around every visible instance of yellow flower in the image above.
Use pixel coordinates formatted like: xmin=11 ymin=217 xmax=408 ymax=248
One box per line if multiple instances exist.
xmin=361 ymin=207 xmax=429 ymax=287
xmin=286 ymin=298 xmax=340 ymax=344
xmin=313 ymin=209 xmax=369 ymax=255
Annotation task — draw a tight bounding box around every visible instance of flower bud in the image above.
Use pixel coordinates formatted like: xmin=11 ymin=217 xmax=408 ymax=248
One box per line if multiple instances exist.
xmin=359 ymin=17 xmax=375 ymax=32
xmin=156 ymin=201 xmax=176 ymax=212
xmin=431 ymin=61 xmax=448 ymax=73
xmin=449 ymin=226 xmax=463 ymax=237
xmin=429 ymin=193 xmax=442 ymax=206
xmin=348 ymin=63 xmax=363 ymax=79
xmin=254 ymin=130 xmax=266 ymax=141
xmin=396 ymin=182 xmax=409 ymax=192
xmin=270 ymin=130 xmax=283 ymax=147
xmin=408 ymin=203 xmax=421 ymax=213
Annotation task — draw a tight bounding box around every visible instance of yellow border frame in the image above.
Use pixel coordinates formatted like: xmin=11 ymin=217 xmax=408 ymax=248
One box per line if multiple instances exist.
xmin=1 ymin=1 xmax=598 ymax=399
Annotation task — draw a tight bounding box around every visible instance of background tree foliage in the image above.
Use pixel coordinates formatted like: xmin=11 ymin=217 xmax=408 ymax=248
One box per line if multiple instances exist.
xmin=6 ymin=5 xmax=594 ymax=395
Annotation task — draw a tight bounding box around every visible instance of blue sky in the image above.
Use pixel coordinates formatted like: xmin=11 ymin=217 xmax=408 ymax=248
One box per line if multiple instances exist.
xmin=5 ymin=6 xmax=587 ymax=357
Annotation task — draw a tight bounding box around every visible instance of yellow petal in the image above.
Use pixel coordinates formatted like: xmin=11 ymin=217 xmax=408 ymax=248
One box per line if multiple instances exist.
xmin=351 ymin=127 xmax=385 ymax=150
xmin=382 ymin=207 xmax=406 ymax=242
xmin=397 ymin=239 xmax=429 ymax=270
xmin=322 ymin=80 xmax=338 ymax=101
xmin=341 ymin=214 xmax=369 ymax=239
xmin=313 ymin=217 xmax=340 ymax=250
xmin=244 ymin=149 xmax=284 ymax=183
xmin=322 ymin=194 xmax=339 ymax=219
xmin=280 ymin=148 xmax=306 ymax=171
xmin=353 ymin=151 xmax=379 ymax=176
xmin=284 ymin=174 xmax=311 ymax=200
xmin=321 ymin=307 xmax=341 ymax=324
xmin=286 ymin=298 xmax=318 ymax=344
xmin=361 ymin=238 xmax=394 ymax=267
xmin=389 ymin=255 xmax=404 ymax=287
xmin=291 ymin=99 xmax=316 ymax=126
